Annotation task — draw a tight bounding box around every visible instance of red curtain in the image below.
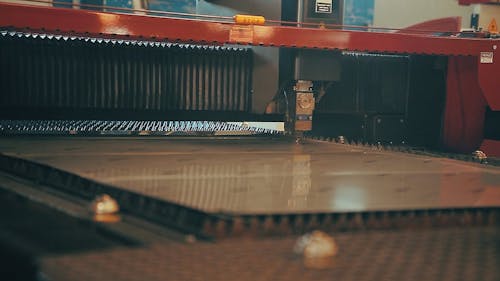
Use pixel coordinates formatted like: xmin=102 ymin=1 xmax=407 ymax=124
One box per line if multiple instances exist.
xmin=442 ymin=56 xmax=487 ymax=153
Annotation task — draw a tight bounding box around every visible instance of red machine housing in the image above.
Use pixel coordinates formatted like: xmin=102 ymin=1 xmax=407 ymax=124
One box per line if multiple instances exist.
xmin=0 ymin=2 xmax=499 ymax=156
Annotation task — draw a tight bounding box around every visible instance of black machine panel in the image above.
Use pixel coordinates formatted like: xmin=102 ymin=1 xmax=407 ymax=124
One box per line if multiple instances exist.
xmin=0 ymin=31 xmax=253 ymax=119
xmin=371 ymin=115 xmax=407 ymax=143
xmin=313 ymin=53 xmax=447 ymax=146
xmin=294 ymin=50 xmax=342 ymax=81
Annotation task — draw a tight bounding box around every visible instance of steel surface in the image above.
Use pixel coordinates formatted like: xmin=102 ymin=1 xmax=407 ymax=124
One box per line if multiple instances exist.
xmin=0 ymin=137 xmax=499 ymax=214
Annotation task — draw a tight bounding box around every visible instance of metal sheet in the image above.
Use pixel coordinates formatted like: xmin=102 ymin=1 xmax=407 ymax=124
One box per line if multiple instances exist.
xmin=0 ymin=137 xmax=498 ymax=214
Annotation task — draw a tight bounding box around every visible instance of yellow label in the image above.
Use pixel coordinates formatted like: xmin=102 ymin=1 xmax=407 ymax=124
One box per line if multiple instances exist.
xmin=233 ymin=15 xmax=265 ymax=25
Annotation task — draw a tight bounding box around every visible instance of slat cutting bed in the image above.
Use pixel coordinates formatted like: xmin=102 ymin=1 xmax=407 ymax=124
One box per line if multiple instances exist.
xmin=0 ymin=1 xmax=499 ymax=281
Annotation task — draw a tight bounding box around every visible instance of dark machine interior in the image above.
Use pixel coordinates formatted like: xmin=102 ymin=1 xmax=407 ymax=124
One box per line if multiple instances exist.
xmin=1 ymin=27 xmax=449 ymax=149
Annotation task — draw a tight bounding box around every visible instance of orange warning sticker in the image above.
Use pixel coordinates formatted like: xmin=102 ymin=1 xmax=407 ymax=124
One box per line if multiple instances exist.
xmin=480 ymin=52 xmax=493 ymax=64
xmin=229 ymin=25 xmax=254 ymax=44
xmin=488 ymin=18 xmax=498 ymax=34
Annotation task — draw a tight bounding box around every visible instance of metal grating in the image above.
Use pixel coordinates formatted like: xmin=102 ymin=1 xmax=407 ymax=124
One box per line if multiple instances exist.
xmin=0 ymin=120 xmax=282 ymax=135
xmin=0 ymin=30 xmax=253 ymax=113
xmin=39 ymin=227 xmax=500 ymax=281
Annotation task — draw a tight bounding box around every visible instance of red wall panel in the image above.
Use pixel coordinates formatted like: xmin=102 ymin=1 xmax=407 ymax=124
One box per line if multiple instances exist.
xmin=443 ymin=56 xmax=487 ymax=153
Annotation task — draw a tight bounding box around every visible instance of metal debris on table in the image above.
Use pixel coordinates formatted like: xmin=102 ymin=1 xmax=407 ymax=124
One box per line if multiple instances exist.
xmin=294 ymin=230 xmax=339 ymax=269
xmin=473 ymin=150 xmax=488 ymax=164
xmin=89 ymin=194 xmax=121 ymax=223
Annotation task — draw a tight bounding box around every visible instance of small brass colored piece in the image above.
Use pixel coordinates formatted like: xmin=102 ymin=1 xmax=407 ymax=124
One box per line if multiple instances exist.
xmin=296 ymin=93 xmax=315 ymax=113
xmin=472 ymin=150 xmax=488 ymax=163
xmin=90 ymin=194 xmax=120 ymax=214
xmin=90 ymin=194 xmax=120 ymax=223
xmin=294 ymin=230 xmax=338 ymax=269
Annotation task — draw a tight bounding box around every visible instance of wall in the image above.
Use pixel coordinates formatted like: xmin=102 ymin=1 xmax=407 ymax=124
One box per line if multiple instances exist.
xmin=197 ymin=0 xmax=281 ymax=114
xmin=373 ymin=0 xmax=473 ymax=29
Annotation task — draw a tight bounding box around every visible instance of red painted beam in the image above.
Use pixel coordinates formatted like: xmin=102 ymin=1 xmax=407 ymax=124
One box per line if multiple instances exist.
xmin=0 ymin=2 xmax=498 ymax=57
xmin=0 ymin=3 xmax=230 ymax=44
xmin=251 ymin=25 xmax=498 ymax=56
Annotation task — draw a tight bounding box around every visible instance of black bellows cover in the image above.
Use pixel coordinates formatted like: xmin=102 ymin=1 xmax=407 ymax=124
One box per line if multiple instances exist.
xmin=0 ymin=31 xmax=253 ymax=116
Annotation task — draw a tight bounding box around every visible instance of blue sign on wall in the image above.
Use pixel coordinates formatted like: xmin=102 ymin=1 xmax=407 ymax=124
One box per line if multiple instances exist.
xmin=53 ymin=0 xmax=73 ymax=8
xmin=147 ymin=0 xmax=196 ymax=13
xmin=107 ymin=0 xmax=133 ymax=9
xmin=344 ymin=0 xmax=374 ymax=27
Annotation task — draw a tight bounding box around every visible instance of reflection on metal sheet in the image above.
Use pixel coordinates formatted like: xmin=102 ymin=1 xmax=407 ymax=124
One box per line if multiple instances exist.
xmin=1 ymin=138 xmax=499 ymax=214
xmin=288 ymin=154 xmax=312 ymax=209
xmin=332 ymin=185 xmax=366 ymax=211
